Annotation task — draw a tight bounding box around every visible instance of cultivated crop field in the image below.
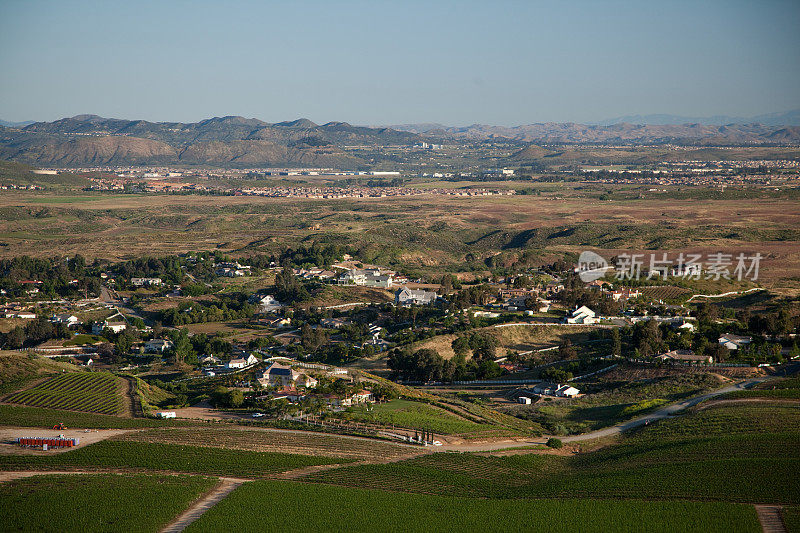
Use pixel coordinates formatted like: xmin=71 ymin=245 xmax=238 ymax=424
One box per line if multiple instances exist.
xmin=185 ymin=479 xmax=760 ymax=533
xmin=0 ymin=440 xmax=349 ymax=478
xmin=0 ymin=473 xmax=216 ymax=532
xmin=4 ymin=372 xmax=125 ymax=415
xmin=0 ymin=404 xmax=196 ymax=429
xmin=113 ymin=426 xmax=420 ymax=461
xmin=307 ymin=403 xmax=800 ymax=504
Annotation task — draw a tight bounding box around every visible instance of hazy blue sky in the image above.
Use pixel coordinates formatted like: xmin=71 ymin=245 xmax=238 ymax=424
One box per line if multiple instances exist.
xmin=1 ymin=0 xmax=798 ymax=125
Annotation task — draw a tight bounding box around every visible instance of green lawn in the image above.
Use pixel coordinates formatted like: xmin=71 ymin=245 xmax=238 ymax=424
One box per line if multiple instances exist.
xmin=0 ymin=473 xmax=216 ymax=532
xmin=186 ymin=480 xmax=760 ymax=533
xmin=0 ymin=440 xmax=349 ymax=478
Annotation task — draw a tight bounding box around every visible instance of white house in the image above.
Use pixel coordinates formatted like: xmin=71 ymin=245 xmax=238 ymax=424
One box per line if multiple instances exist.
xmin=718 ymin=334 xmax=752 ymax=350
xmin=533 ymin=382 xmax=580 ymax=398
xmin=226 ymin=354 xmax=258 ymax=370
xmin=131 ymin=277 xmax=162 ymax=287
xmin=51 ymin=314 xmax=80 ymax=327
xmin=144 ymin=338 xmax=174 ymax=353
xmin=565 ymin=306 xmax=598 ymax=324
xmin=92 ymin=320 xmax=127 ymax=334
xmin=251 ymin=294 xmax=284 ymax=313
xmin=395 ymin=287 xmax=437 ymax=306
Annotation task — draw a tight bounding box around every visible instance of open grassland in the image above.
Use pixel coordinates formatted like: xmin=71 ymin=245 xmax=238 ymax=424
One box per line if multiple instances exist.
xmin=113 ymin=426 xmax=419 ymax=460
xmin=0 ymin=473 xmax=216 ymax=533
xmin=4 ymin=372 xmax=125 ymax=415
xmin=0 ymin=440 xmax=349 ymax=478
xmin=185 ymin=480 xmax=760 ymax=533
xmin=0 ymin=190 xmax=798 ymax=286
xmin=306 ymin=403 xmax=800 ymax=504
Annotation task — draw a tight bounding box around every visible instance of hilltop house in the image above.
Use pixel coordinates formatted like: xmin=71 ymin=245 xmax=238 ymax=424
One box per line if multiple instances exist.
xmin=92 ymin=316 xmax=127 ymax=334
xmin=226 ymin=354 xmax=259 ymax=369
xmin=250 ymin=294 xmax=284 ymax=313
xmin=718 ymin=334 xmax=752 ymax=351
xmin=655 ymin=349 xmax=712 ymax=364
xmin=144 ymin=338 xmax=174 ymax=353
xmin=565 ymin=305 xmax=598 ymax=325
xmin=533 ymin=383 xmax=580 ymax=398
xmin=395 ymin=287 xmax=437 ymax=306
xmin=131 ymin=277 xmax=162 ymax=287
xmin=50 ymin=314 xmax=80 ymax=327
xmin=338 ymin=269 xmax=394 ymax=289
xmin=256 ymin=363 xmax=318 ymax=388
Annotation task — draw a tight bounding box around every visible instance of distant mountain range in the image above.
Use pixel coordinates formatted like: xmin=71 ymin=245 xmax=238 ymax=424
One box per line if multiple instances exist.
xmin=389 ymin=122 xmax=800 ymax=145
xmin=0 ymin=113 xmax=797 ymax=168
xmin=0 ymin=115 xmax=420 ymax=168
xmin=593 ymin=109 xmax=800 ymax=127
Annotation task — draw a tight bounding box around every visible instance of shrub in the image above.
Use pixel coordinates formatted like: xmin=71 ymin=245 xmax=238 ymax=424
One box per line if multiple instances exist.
xmin=547 ymin=437 xmax=563 ymax=449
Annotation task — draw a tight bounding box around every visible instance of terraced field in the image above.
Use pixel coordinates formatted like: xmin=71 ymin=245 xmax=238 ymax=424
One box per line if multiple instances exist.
xmin=4 ymin=372 xmax=125 ymax=415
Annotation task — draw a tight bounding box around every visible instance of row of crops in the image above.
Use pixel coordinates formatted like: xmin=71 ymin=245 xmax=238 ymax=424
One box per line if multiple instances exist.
xmin=4 ymin=372 xmax=124 ymax=415
xmin=307 ymin=403 xmax=800 ymax=504
xmin=184 ymin=480 xmax=761 ymax=533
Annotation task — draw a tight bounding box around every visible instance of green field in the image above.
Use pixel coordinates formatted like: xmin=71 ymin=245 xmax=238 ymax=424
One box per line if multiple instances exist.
xmin=308 ymin=403 xmax=800 ymax=504
xmin=0 ymin=473 xmax=216 ymax=532
xmin=185 ymin=480 xmax=760 ymax=533
xmin=4 ymin=372 xmax=125 ymax=415
xmin=785 ymin=506 xmax=800 ymax=533
xmin=0 ymin=440 xmax=349 ymax=478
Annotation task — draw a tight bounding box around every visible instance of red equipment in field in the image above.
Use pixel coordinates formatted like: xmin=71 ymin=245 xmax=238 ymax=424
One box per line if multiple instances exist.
xmin=17 ymin=437 xmax=79 ymax=448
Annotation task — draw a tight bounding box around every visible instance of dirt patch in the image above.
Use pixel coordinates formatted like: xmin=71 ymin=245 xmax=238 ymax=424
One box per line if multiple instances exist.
xmin=0 ymin=427 xmax=137 ymax=455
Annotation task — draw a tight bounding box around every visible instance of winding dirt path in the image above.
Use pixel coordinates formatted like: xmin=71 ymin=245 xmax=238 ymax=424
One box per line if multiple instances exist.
xmin=755 ymin=505 xmax=787 ymax=533
xmin=161 ymin=477 xmax=247 ymax=533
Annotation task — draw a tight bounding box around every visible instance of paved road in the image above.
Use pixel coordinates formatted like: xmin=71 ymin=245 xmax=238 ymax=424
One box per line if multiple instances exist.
xmin=438 ymin=377 xmax=770 ymax=452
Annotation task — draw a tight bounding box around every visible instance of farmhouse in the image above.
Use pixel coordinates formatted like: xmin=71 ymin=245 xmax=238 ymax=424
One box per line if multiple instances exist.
xmin=144 ymin=338 xmax=173 ymax=353
xmin=565 ymin=305 xmax=598 ymax=324
xmin=250 ymin=294 xmax=284 ymax=313
xmin=131 ymin=277 xmax=162 ymax=287
xmin=50 ymin=314 xmax=80 ymax=327
xmin=718 ymin=334 xmax=752 ymax=350
xmin=92 ymin=319 xmax=127 ymax=334
xmin=395 ymin=287 xmax=437 ymax=306
xmin=257 ymin=363 xmax=317 ymax=388
xmin=655 ymin=349 xmax=712 ymax=364
xmin=338 ymin=268 xmax=394 ymax=288
xmin=609 ymin=288 xmax=642 ymax=301
xmin=226 ymin=354 xmax=259 ymax=369
xmin=533 ymin=383 xmax=580 ymax=398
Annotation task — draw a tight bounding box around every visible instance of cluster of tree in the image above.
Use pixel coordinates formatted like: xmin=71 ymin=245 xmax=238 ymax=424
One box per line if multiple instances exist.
xmin=387 ymin=347 xmax=503 ymax=382
xmin=448 ymin=284 xmax=496 ymax=308
xmin=300 ymin=323 xmax=330 ymax=352
xmin=112 ymin=256 xmax=184 ymax=286
xmin=0 ymin=255 xmax=101 ymax=299
xmin=451 ymin=332 xmax=499 ymax=361
xmin=274 ymin=267 xmax=311 ymax=303
xmin=557 ymin=287 xmax=621 ymax=316
xmin=1 ymin=318 xmax=70 ymax=349
xmin=159 ymin=296 xmax=254 ymax=326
